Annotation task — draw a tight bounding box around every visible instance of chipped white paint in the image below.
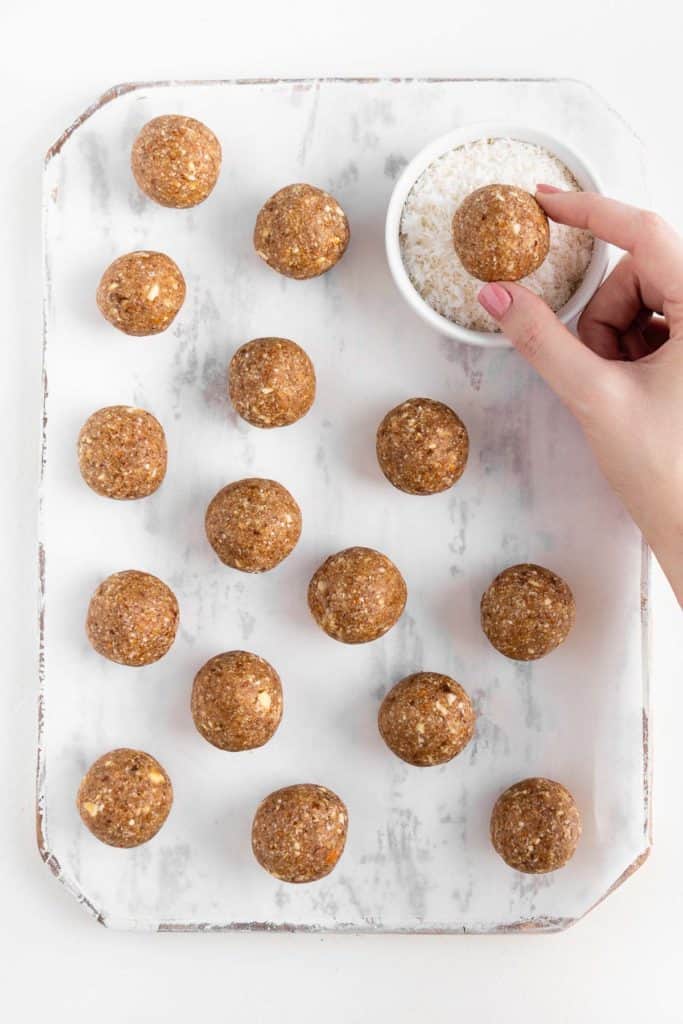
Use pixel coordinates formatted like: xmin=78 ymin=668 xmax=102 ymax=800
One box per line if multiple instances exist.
xmin=39 ymin=79 xmax=649 ymax=933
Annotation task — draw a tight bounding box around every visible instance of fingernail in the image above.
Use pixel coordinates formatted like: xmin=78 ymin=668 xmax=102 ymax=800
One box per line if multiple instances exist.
xmin=478 ymin=283 xmax=512 ymax=321
xmin=536 ymin=183 xmax=563 ymax=194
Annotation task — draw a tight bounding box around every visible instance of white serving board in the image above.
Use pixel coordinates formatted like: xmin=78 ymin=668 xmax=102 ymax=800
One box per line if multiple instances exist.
xmin=39 ymin=79 xmax=650 ymax=933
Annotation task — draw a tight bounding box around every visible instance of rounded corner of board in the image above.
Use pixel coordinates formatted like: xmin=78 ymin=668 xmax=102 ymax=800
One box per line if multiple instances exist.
xmin=45 ymin=82 xmax=147 ymax=166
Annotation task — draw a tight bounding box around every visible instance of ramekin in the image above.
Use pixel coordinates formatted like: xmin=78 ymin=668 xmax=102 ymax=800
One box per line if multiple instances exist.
xmin=384 ymin=122 xmax=610 ymax=349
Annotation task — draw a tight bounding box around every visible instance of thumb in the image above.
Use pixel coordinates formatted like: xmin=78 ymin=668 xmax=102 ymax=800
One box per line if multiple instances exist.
xmin=478 ymin=282 xmax=604 ymax=414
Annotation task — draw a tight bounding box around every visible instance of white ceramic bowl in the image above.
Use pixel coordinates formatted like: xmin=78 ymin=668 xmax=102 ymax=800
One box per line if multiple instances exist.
xmin=384 ymin=123 xmax=610 ymax=348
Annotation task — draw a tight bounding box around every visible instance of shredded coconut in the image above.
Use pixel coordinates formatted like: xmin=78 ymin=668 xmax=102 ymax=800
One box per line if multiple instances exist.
xmin=399 ymin=138 xmax=594 ymax=332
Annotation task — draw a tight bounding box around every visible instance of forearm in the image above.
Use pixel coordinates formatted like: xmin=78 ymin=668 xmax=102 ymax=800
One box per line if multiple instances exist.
xmin=580 ymin=413 xmax=683 ymax=607
xmin=626 ymin=466 xmax=683 ymax=607
xmin=644 ymin=521 xmax=683 ymax=606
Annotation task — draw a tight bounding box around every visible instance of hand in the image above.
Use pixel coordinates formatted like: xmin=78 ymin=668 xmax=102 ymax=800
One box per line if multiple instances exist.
xmin=477 ymin=188 xmax=683 ymax=604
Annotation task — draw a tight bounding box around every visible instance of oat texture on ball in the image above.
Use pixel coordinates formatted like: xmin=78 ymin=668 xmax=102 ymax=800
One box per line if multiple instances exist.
xmin=490 ymin=777 xmax=582 ymax=873
xmin=378 ymin=672 xmax=475 ymax=766
xmin=481 ymin=563 xmax=575 ymax=660
xmin=452 ymin=184 xmax=550 ymax=282
xmin=191 ymin=651 xmax=283 ymax=751
xmin=308 ymin=546 xmax=407 ymax=644
xmin=77 ymin=405 xmax=167 ymax=499
xmin=131 ymin=114 xmax=222 ymax=208
xmin=96 ymin=250 xmax=186 ymax=336
xmin=251 ymin=784 xmax=348 ymax=883
xmin=77 ymin=748 xmax=173 ymax=848
xmin=205 ymin=478 xmax=302 ymax=572
xmin=253 ymin=183 xmax=350 ymax=279
xmin=376 ymin=397 xmax=469 ymax=495
xmin=86 ymin=570 xmax=179 ymax=666
xmin=229 ymin=337 xmax=316 ymax=428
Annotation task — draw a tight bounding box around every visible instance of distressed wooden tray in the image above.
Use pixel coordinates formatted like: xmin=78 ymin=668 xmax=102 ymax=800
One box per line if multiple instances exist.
xmin=38 ymin=78 xmax=650 ymax=932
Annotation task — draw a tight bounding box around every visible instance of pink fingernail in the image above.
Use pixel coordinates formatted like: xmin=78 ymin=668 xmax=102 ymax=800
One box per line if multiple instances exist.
xmin=536 ymin=183 xmax=563 ymax=194
xmin=478 ymin=283 xmax=512 ymax=320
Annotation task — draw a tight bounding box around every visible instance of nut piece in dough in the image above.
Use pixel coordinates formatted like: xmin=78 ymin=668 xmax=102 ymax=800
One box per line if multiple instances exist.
xmin=378 ymin=672 xmax=475 ymax=766
xmin=452 ymin=184 xmax=550 ymax=282
xmin=96 ymin=250 xmax=186 ymax=336
xmin=77 ymin=405 xmax=167 ymax=500
xmin=191 ymin=650 xmax=283 ymax=751
xmin=490 ymin=777 xmax=581 ymax=873
xmin=229 ymin=337 xmax=316 ymax=428
xmin=77 ymin=748 xmax=173 ymax=848
xmin=205 ymin=478 xmax=302 ymax=573
xmin=131 ymin=114 xmax=222 ymax=208
xmin=481 ymin=563 xmax=575 ymax=660
xmin=308 ymin=546 xmax=407 ymax=644
xmin=253 ymin=183 xmax=350 ymax=279
xmin=376 ymin=397 xmax=469 ymax=495
xmin=251 ymin=783 xmax=348 ymax=883
xmin=86 ymin=570 xmax=179 ymax=666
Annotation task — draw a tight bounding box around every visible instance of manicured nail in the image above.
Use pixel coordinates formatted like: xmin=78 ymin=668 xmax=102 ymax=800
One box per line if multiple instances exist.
xmin=536 ymin=183 xmax=563 ymax=194
xmin=478 ymin=283 xmax=512 ymax=321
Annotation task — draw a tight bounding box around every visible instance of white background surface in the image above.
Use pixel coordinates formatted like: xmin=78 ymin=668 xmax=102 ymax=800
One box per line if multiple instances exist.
xmin=1 ymin=1 xmax=681 ymax=1020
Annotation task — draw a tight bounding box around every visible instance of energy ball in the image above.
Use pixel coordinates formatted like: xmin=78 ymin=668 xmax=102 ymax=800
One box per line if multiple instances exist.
xmin=452 ymin=184 xmax=550 ymax=282
xmin=229 ymin=337 xmax=316 ymax=428
xmin=378 ymin=672 xmax=475 ymax=767
xmin=251 ymin=784 xmax=348 ymax=883
xmin=205 ymin=478 xmax=301 ymax=572
xmin=308 ymin=546 xmax=407 ymax=644
xmin=481 ymin=563 xmax=575 ymax=661
xmin=77 ymin=748 xmax=173 ymax=848
xmin=253 ymin=183 xmax=350 ymax=279
xmin=131 ymin=114 xmax=222 ymax=208
xmin=191 ymin=650 xmax=283 ymax=751
xmin=490 ymin=777 xmax=582 ymax=873
xmin=77 ymin=405 xmax=167 ymax=500
xmin=96 ymin=250 xmax=186 ymax=336
xmin=376 ymin=397 xmax=469 ymax=495
xmin=86 ymin=570 xmax=179 ymax=666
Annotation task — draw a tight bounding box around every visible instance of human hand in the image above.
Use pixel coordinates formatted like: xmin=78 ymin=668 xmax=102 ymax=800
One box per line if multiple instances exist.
xmin=477 ymin=189 xmax=683 ymax=604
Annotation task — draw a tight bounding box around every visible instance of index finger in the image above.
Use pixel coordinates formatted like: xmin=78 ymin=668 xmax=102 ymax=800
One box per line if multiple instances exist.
xmin=537 ymin=188 xmax=683 ymax=307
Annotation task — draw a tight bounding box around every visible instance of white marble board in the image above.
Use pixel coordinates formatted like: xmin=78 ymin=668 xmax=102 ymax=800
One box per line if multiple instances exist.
xmin=39 ymin=79 xmax=650 ymax=932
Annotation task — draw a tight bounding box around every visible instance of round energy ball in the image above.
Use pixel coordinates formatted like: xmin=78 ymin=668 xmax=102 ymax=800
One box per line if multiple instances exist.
xmin=229 ymin=337 xmax=316 ymax=428
xmin=96 ymin=250 xmax=186 ymax=336
xmin=452 ymin=184 xmax=550 ymax=282
xmin=86 ymin=570 xmax=179 ymax=666
xmin=77 ymin=405 xmax=167 ymax=500
xmin=251 ymin=784 xmax=348 ymax=883
xmin=376 ymin=397 xmax=469 ymax=495
xmin=378 ymin=672 xmax=475 ymax=766
xmin=77 ymin=748 xmax=173 ymax=848
xmin=191 ymin=650 xmax=283 ymax=751
xmin=308 ymin=546 xmax=407 ymax=644
xmin=205 ymin=478 xmax=302 ymax=573
xmin=490 ymin=777 xmax=582 ymax=873
xmin=131 ymin=114 xmax=222 ymax=208
xmin=253 ymin=183 xmax=350 ymax=279
xmin=481 ymin=563 xmax=575 ymax=660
